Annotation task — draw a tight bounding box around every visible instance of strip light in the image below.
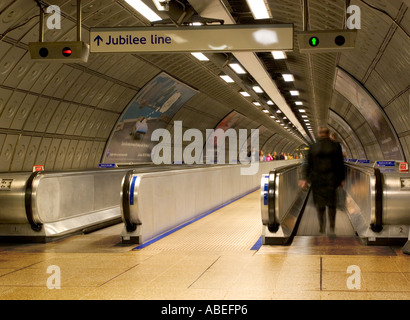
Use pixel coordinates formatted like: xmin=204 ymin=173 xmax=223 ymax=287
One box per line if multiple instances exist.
xmin=125 ymin=0 xmax=161 ymax=22
xmin=246 ymin=0 xmax=270 ymax=20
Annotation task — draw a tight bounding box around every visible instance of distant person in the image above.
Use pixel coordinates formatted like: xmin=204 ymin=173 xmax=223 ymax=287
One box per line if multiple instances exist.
xmin=266 ymin=153 xmax=273 ymax=161
xmin=248 ymin=147 xmax=258 ymax=162
xmin=299 ymin=126 xmax=345 ymax=235
xmin=279 ymin=152 xmax=285 ymax=160
xmin=272 ymin=152 xmax=277 ymax=160
xmin=259 ymin=150 xmax=265 ymax=162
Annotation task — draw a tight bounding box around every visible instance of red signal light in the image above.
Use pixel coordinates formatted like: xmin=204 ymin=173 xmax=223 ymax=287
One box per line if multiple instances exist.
xmin=62 ymin=47 xmax=72 ymax=57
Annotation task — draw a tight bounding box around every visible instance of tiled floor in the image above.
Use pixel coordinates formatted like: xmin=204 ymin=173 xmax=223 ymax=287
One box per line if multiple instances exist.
xmin=0 ymin=191 xmax=409 ymax=300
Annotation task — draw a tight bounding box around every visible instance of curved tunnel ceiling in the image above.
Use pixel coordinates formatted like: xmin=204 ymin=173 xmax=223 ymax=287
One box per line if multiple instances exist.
xmin=0 ymin=0 xmax=408 ymax=172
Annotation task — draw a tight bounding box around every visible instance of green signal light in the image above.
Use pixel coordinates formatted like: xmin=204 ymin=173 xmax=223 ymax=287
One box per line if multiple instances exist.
xmin=309 ymin=36 xmax=319 ymax=47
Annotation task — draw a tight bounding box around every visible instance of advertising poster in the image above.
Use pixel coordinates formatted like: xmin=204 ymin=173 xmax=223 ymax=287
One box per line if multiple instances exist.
xmin=103 ymin=72 xmax=197 ymax=163
xmin=203 ymin=110 xmax=254 ymax=163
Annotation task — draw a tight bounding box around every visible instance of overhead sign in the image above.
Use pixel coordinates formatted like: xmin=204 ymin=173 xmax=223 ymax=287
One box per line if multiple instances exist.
xmin=89 ymin=24 xmax=293 ymax=53
xmin=376 ymin=161 xmax=395 ymax=167
xmin=298 ymin=30 xmax=357 ymax=53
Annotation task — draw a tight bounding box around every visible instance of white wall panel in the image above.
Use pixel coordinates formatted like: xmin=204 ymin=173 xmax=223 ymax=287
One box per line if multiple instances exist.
xmin=0 ymin=91 xmax=26 ymax=128
xmin=35 ymin=138 xmax=52 ymax=167
xmin=56 ymin=103 xmax=79 ymax=135
xmin=63 ymin=139 xmax=79 ymax=169
xmin=3 ymin=52 xmax=32 ymax=88
xmin=0 ymin=87 xmax=13 ymax=118
xmin=10 ymin=135 xmax=31 ymax=171
xmin=0 ymin=134 xmax=18 ymax=172
xmin=46 ymin=102 xmax=70 ymax=134
xmin=10 ymin=94 xmax=37 ymax=130
xmin=22 ymin=136 xmax=42 ymax=171
xmin=74 ymin=107 xmax=93 ymax=136
xmin=45 ymin=138 xmax=62 ymax=170
xmin=71 ymin=140 xmax=86 ymax=169
xmin=0 ymin=46 xmax=26 ymax=84
xmin=34 ymin=99 xmax=59 ymax=132
xmin=30 ymin=63 xmax=61 ymax=94
xmin=42 ymin=65 xmax=72 ymax=97
xmin=80 ymin=140 xmax=94 ymax=168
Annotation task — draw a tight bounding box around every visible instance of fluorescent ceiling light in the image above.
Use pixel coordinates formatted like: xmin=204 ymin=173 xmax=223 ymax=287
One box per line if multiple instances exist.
xmin=262 ymin=109 xmax=269 ymax=113
xmin=302 ymin=115 xmax=308 ymax=118
xmin=191 ymin=52 xmax=209 ymax=61
xmin=152 ymin=0 xmax=167 ymax=11
xmin=229 ymin=63 xmax=246 ymax=74
xmin=282 ymin=74 xmax=295 ymax=82
xmin=295 ymin=101 xmax=303 ymax=106
xmin=220 ymin=75 xmax=234 ymax=83
xmin=272 ymin=51 xmax=287 ymax=60
xmin=253 ymin=102 xmax=261 ymax=106
xmin=276 ymin=110 xmax=282 ymax=113
xmin=280 ymin=123 xmax=285 ymax=126
xmin=240 ymin=91 xmax=250 ymax=97
xmin=304 ymin=119 xmax=309 ymax=122
xmin=299 ymin=109 xmax=306 ymax=113
xmin=270 ymin=115 xmax=275 ymax=119
xmin=125 ymin=0 xmax=162 ymax=22
xmin=253 ymin=86 xmax=263 ymax=93
xmin=290 ymin=90 xmax=300 ymax=96
xmin=190 ymin=22 xmax=202 ymax=26
xmin=246 ymin=0 xmax=270 ymax=19
xmin=276 ymin=120 xmax=280 ymax=123
xmin=267 ymin=100 xmax=274 ymax=105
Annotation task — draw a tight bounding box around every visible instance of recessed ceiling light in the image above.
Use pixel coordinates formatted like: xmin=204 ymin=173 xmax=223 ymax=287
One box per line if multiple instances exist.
xmin=125 ymin=0 xmax=162 ymax=22
xmin=276 ymin=110 xmax=282 ymax=113
xmin=229 ymin=63 xmax=247 ymax=74
xmin=270 ymin=115 xmax=275 ymax=119
xmin=220 ymin=75 xmax=234 ymax=83
xmin=302 ymin=115 xmax=308 ymax=118
xmin=152 ymin=0 xmax=168 ymax=11
xmin=253 ymin=102 xmax=261 ymax=106
xmin=272 ymin=51 xmax=287 ymax=60
xmin=299 ymin=109 xmax=306 ymax=113
xmin=282 ymin=74 xmax=295 ymax=82
xmin=295 ymin=101 xmax=303 ymax=106
xmin=191 ymin=52 xmax=209 ymax=61
xmin=253 ymin=86 xmax=263 ymax=93
xmin=267 ymin=100 xmax=274 ymax=105
xmin=246 ymin=0 xmax=270 ymax=19
xmin=290 ymin=90 xmax=300 ymax=96
xmin=240 ymin=91 xmax=250 ymax=97
xmin=262 ymin=109 xmax=269 ymax=113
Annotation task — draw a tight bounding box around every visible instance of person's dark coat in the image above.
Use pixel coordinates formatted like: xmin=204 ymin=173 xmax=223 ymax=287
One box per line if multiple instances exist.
xmin=302 ymin=137 xmax=345 ymax=208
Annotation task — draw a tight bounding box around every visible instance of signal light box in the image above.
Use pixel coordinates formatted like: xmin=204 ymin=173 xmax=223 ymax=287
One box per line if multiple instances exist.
xmin=298 ymin=30 xmax=357 ymax=53
xmin=29 ymin=41 xmax=90 ymax=62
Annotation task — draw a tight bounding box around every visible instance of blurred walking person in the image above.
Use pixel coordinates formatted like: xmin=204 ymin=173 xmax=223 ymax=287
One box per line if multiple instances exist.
xmin=298 ymin=127 xmax=345 ymax=235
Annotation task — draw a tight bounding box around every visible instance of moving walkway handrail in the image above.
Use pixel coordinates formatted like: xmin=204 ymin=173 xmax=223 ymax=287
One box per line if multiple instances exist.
xmin=262 ymin=163 xmax=304 ymax=232
xmin=344 ymin=163 xmax=383 ymax=232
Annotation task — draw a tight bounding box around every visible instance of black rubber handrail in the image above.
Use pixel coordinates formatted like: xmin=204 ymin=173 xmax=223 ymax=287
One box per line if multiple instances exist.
xmin=25 ymin=171 xmax=42 ymax=232
xmin=371 ymin=167 xmax=383 ymax=232
xmin=267 ymin=163 xmax=304 ymax=232
xmin=267 ymin=170 xmax=278 ymax=232
xmin=122 ymin=170 xmax=138 ymax=232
